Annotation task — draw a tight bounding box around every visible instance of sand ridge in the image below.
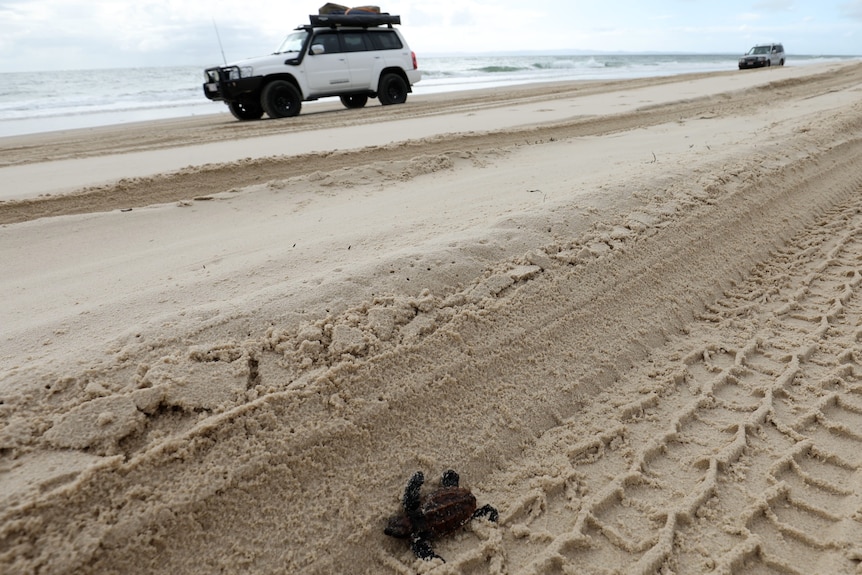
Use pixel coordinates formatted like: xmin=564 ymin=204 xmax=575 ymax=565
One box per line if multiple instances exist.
xmin=2 ymin=62 xmax=862 ymax=574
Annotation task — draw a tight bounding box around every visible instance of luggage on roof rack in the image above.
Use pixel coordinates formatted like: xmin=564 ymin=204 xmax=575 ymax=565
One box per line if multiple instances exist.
xmin=346 ymin=6 xmax=380 ymax=13
xmin=319 ymin=3 xmax=349 ymax=14
xmin=318 ymin=3 xmax=381 ymax=14
xmin=309 ymin=12 xmax=400 ymax=27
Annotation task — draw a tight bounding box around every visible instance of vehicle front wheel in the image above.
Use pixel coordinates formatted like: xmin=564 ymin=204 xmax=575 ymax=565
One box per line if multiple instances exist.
xmin=378 ymin=74 xmax=408 ymax=105
xmin=228 ymin=98 xmax=264 ymax=121
xmin=261 ymin=80 xmax=302 ymax=118
xmin=340 ymin=94 xmax=369 ymax=109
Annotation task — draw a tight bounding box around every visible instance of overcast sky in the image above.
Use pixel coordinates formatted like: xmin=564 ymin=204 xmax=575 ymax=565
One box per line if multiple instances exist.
xmin=1 ymin=1 xmax=859 ymax=72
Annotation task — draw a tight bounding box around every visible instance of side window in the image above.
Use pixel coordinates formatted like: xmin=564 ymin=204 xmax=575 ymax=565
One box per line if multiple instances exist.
xmin=369 ymin=30 xmax=404 ymax=51
xmin=342 ymin=31 xmax=370 ymax=52
xmin=312 ymin=32 xmax=341 ymax=54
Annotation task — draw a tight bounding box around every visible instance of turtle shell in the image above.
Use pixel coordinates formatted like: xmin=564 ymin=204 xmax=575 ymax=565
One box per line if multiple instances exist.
xmin=420 ymin=487 xmax=477 ymax=538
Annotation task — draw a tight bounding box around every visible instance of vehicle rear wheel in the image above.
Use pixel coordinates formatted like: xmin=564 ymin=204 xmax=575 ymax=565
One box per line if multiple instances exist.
xmin=378 ymin=73 xmax=408 ymax=105
xmin=261 ymin=80 xmax=302 ymax=118
xmin=340 ymin=94 xmax=369 ymax=109
xmin=228 ymin=98 xmax=264 ymax=121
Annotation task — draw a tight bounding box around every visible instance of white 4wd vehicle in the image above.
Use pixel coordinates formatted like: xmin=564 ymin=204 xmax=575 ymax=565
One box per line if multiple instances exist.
xmin=738 ymin=43 xmax=785 ymax=69
xmin=203 ymin=13 xmax=420 ymax=120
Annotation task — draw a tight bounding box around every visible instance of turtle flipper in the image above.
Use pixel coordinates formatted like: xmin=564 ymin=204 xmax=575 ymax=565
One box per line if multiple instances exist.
xmin=473 ymin=504 xmax=498 ymax=523
xmin=441 ymin=469 xmax=460 ymax=488
xmin=411 ymin=536 xmax=443 ymax=562
xmin=403 ymin=471 xmax=424 ymax=513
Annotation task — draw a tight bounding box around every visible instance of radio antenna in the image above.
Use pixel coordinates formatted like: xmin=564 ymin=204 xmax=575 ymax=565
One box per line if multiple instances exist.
xmin=212 ymin=18 xmax=227 ymax=65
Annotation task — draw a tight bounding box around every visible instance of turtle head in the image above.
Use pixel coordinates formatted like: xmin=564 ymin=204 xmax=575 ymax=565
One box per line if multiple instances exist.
xmin=384 ymin=514 xmax=412 ymax=539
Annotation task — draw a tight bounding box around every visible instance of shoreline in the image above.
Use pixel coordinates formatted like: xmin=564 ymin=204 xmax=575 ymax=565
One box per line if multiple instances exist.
xmin=0 ymin=80 xmax=551 ymax=139
xmin=2 ymin=56 xmax=856 ymax=139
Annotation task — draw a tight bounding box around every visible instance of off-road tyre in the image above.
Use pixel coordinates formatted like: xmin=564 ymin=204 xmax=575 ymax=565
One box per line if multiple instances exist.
xmin=340 ymin=95 xmax=369 ymax=109
xmin=377 ymin=73 xmax=408 ymax=106
xmin=228 ymin=98 xmax=264 ymax=121
xmin=261 ymin=80 xmax=302 ymax=119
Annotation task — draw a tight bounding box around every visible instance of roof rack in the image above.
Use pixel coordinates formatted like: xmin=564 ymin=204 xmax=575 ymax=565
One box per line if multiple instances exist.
xmin=309 ymin=13 xmax=400 ymax=27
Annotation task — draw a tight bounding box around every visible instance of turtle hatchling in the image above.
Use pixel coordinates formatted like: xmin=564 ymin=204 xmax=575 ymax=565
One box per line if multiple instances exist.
xmin=384 ymin=469 xmax=498 ymax=561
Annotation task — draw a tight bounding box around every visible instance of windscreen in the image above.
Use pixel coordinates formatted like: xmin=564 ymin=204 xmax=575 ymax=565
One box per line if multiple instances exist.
xmin=276 ymin=30 xmax=308 ymax=54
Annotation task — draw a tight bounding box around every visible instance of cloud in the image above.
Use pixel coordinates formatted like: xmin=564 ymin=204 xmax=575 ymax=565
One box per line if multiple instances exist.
xmin=737 ymin=12 xmax=763 ymax=21
xmin=841 ymin=0 xmax=862 ymax=20
xmin=753 ymin=0 xmax=796 ymax=10
xmin=0 ymin=0 xmax=300 ymax=70
xmin=0 ymin=0 xmax=858 ymax=71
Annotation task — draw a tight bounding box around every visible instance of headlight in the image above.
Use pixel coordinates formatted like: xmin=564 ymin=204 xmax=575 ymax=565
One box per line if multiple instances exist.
xmin=226 ymin=66 xmax=254 ymax=81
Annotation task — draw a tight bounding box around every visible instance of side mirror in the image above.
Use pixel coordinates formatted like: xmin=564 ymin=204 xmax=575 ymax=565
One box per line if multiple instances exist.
xmin=310 ymin=44 xmax=325 ymax=55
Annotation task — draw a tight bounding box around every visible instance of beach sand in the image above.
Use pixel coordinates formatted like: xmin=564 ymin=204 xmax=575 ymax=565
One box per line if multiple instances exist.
xmin=2 ymin=61 xmax=862 ymax=574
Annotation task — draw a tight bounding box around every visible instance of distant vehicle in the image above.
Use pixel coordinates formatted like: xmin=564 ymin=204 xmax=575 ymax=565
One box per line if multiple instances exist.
xmin=738 ymin=43 xmax=785 ymax=69
xmin=203 ymin=12 xmax=421 ymax=120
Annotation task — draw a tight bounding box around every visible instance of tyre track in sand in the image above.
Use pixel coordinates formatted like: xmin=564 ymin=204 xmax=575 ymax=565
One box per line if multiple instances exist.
xmin=441 ymin=176 xmax=862 ymax=573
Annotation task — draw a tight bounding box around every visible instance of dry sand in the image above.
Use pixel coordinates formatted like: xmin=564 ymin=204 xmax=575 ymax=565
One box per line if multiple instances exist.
xmin=2 ymin=62 xmax=862 ymax=574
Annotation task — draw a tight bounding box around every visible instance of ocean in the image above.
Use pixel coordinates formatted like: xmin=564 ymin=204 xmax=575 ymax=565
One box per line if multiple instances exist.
xmin=0 ymin=53 xmax=856 ymax=138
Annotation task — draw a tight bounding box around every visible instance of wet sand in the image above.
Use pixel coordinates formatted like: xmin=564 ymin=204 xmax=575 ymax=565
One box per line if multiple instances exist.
xmin=2 ymin=62 xmax=862 ymax=574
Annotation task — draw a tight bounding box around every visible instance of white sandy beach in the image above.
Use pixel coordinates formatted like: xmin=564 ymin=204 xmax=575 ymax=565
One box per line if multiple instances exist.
xmin=2 ymin=61 xmax=862 ymax=574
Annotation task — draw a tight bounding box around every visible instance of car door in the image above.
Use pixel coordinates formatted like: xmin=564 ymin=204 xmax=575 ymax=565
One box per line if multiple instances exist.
xmin=341 ymin=31 xmax=375 ymax=89
xmin=304 ymin=31 xmax=351 ymax=94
